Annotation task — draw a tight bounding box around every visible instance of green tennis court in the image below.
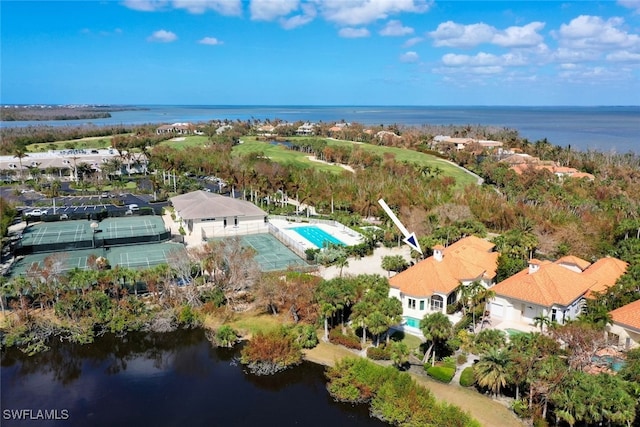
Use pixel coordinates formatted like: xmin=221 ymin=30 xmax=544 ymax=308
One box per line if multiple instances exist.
xmin=20 ymin=221 xmax=92 ymax=246
xmin=99 ymin=216 xmax=167 ymax=239
xmin=240 ymin=234 xmax=309 ymax=272
xmin=106 ymin=243 xmax=186 ymax=269
xmin=9 ymin=243 xmax=187 ymax=276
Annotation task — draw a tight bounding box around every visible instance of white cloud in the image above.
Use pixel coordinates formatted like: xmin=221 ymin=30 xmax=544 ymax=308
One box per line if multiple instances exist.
xmin=556 ymin=15 xmax=640 ymax=50
xmin=250 ymin=0 xmax=299 ymax=21
xmin=280 ymin=3 xmax=317 ymax=29
xmin=606 ymin=50 xmax=640 ymax=62
xmin=429 ymin=21 xmax=495 ymax=47
xmin=198 ymin=37 xmax=223 ymax=45
xmin=122 ymin=0 xmax=168 ymax=12
xmin=430 ymin=20 xmax=545 ymax=48
xmin=399 ymin=51 xmax=419 ymax=62
xmin=403 ymin=36 xmax=423 ymax=47
xmin=147 ymin=29 xmax=178 ymax=42
xmin=338 ymin=27 xmax=370 ymax=38
xmin=492 ymin=22 xmax=545 ymax=47
xmin=380 ymin=20 xmax=414 ymax=36
xmin=442 ymin=52 xmax=499 ymax=67
xmin=316 ymin=0 xmax=430 ymax=26
xmin=124 ymin=0 xmax=241 ymax=15
xmin=617 ymin=0 xmax=640 ymax=13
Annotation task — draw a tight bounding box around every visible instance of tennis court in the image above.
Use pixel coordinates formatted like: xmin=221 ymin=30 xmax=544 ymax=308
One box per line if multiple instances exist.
xmin=20 ymin=221 xmax=92 ymax=247
xmin=9 ymin=243 xmax=187 ymax=277
xmin=240 ymin=234 xmax=309 ymax=272
xmin=99 ymin=216 xmax=167 ymax=239
xmin=106 ymin=243 xmax=186 ymax=269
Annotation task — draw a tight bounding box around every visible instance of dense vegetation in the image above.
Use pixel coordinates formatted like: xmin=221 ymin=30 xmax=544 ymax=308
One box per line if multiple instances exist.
xmin=326 ymin=357 xmax=481 ymax=426
xmin=2 ymin=117 xmax=640 ymax=426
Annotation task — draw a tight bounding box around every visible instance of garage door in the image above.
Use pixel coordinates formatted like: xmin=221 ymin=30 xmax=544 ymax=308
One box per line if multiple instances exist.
xmin=491 ymin=303 xmax=504 ymax=317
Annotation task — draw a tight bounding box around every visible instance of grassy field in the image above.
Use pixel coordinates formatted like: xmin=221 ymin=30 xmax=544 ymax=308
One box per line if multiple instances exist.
xmin=26 ymin=135 xmax=125 ymax=153
xmin=158 ymin=134 xmax=478 ymax=186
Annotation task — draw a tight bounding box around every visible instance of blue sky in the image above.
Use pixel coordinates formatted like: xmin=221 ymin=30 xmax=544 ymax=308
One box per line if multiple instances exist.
xmin=2 ymin=0 xmax=640 ymax=105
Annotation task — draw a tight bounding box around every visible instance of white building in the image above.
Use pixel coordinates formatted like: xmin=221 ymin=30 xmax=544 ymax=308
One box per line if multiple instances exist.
xmin=170 ymin=190 xmax=268 ymax=240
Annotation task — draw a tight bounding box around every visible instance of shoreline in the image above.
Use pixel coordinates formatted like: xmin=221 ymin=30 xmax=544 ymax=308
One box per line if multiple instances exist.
xmin=303 ymin=340 xmax=526 ymax=427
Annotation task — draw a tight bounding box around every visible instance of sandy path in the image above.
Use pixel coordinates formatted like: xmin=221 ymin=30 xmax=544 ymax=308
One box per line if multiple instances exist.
xmin=304 ymin=341 xmax=525 ymax=427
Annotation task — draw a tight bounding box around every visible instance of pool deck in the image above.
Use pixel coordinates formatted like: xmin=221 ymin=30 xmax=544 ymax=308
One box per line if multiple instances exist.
xmin=269 ymin=218 xmax=363 ymax=250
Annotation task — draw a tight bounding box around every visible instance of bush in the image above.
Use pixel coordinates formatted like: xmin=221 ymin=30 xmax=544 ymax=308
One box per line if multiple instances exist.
xmin=456 ymin=353 xmax=468 ymax=365
xmin=329 ymin=328 xmax=362 ymax=350
xmin=426 ymin=365 xmax=455 ymax=383
xmin=367 ymin=345 xmax=391 ymax=360
xmin=459 ymin=367 xmax=475 ymax=387
xmin=240 ymin=327 xmax=303 ymax=375
xmin=441 ymin=356 xmax=457 ymax=369
xmin=291 ymin=324 xmax=319 ymax=349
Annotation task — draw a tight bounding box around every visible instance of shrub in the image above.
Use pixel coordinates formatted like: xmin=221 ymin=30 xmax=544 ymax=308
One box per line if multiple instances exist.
xmin=367 ymin=345 xmax=391 ymax=360
xmin=329 ymin=328 xmax=362 ymax=350
xmin=426 ymin=365 xmax=455 ymax=383
xmin=291 ymin=324 xmax=319 ymax=349
xmin=459 ymin=367 xmax=475 ymax=387
xmin=214 ymin=325 xmax=239 ymax=348
xmin=456 ymin=353 xmax=468 ymax=365
xmin=240 ymin=327 xmax=303 ymax=375
xmin=441 ymin=356 xmax=457 ymax=369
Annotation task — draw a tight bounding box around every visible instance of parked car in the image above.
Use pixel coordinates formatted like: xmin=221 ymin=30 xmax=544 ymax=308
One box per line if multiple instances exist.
xmin=25 ymin=209 xmax=48 ymax=217
xmin=128 ymin=204 xmax=139 ymax=211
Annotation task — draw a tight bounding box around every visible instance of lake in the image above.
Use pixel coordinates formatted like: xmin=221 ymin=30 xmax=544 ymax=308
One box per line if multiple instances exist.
xmin=2 ymin=105 xmax=638 ymax=153
xmin=1 ymin=329 xmax=387 ymax=427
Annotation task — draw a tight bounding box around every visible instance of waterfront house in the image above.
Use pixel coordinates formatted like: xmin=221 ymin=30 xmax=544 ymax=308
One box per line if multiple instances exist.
xmin=489 ymin=256 xmax=627 ymax=330
xmin=388 ymin=236 xmax=499 ymax=328
xmin=607 ymin=299 xmax=640 ymax=349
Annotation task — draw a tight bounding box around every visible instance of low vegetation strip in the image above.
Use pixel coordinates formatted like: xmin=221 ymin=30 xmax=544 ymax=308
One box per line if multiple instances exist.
xmin=326 ymin=357 xmax=481 ymax=427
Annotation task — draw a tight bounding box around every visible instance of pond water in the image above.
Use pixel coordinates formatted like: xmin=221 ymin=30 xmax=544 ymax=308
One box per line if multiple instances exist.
xmin=1 ymin=329 xmax=387 ymax=427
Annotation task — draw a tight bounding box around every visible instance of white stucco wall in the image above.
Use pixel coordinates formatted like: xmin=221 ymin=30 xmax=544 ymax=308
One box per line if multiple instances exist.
xmin=607 ymin=324 xmax=640 ymax=349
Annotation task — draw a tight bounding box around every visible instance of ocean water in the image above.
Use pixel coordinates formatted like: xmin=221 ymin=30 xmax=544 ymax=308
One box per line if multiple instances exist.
xmin=2 ymin=105 xmax=639 ymax=153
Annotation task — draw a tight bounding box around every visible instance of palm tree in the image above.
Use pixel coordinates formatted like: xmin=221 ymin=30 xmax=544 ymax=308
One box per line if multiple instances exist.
xmin=533 ymin=313 xmax=551 ymax=333
xmin=474 ymin=347 xmax=511 ymax=397
xmin=13 ymin=148 xmax=27 ymax=184
xmin=419 ymin=312 xmax=453 ymax=363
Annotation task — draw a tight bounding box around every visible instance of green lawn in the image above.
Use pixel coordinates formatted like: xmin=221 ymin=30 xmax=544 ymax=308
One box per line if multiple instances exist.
xmin=161 ymin=135 xmax=478 ymax=187
xmin=26 ymin=135 xmax=127 ymax=153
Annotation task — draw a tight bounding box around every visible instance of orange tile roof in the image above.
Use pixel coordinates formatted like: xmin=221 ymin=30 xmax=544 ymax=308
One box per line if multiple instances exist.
xmin=584 ymin=257 xmax=628 ymax=297
xmin=556 ymin=255 xmax=591 ymax=271
xmin=610 ymin=299 xmax=640 ymax=331
xmin=389 ymin=236 xmax=498 ymax=297
xmin=493 ymin=256 xmax=627 ymax=307
xmin=492 ymin=261 xmax=596 ymax=306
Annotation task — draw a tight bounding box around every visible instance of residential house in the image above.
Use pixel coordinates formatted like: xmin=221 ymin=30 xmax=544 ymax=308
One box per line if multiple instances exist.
xmin=489 ymin=256 xmax=627 ymax=330
xmin=388 ymin=236 xmax=499 ymax=328
xmin=499 ymin=153 xmax=595 ymax=180
xmin=170 ymin=190 xmax=268 ymax=239
xmin=156 ymin=122 xmax=194 ymax=135
xmin=296 ymin=123 xmax=316 ymax=136
xmin=433 ymin=135 xmax=503 ymax=151
xmin=607 ymin=299 xmax=640 ymax=349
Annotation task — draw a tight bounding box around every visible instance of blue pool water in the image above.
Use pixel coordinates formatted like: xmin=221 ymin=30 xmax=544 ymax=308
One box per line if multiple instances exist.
xmin=404 ymin=317 xmax=420 ymax=328
xmin=290 ymin=226 xmax=345 ymax=248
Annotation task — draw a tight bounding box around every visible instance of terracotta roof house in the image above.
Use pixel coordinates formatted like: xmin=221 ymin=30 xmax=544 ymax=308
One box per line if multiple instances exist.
xmin=156 ymin=122 xmax=194 ymax=135
xmin=170 ymin=190 xmax=268 ymax=239
xmin=607 ymin=299 xmax=640 ymax=349
xmin=489 ymin=256 xmax=627 ymax=330
xmin=388 ymin=236 xmax=499 ymax=328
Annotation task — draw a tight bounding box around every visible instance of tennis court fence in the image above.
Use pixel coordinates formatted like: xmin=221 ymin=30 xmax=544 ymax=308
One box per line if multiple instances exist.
xmin=16 ymin=240 xmax=94 ymax=255
xmin=267 ymin=224 xmax=309 ymax=260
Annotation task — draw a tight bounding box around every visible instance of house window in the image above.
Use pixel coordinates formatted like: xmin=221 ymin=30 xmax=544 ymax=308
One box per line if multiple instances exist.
xmin=551 ymin=308 xmax=557 ymax=322
xmin=223 ymin=218 xmax=227 ymax=228
xmin=407 ymin=298 xmax=416 ymax=309
xmin=431 ymin=296 xmax=443 ymax=311
xmin=234 ymin=217 xmax=238 ymax=227
xmin=419 ymin=300 xmax=425 ymax=311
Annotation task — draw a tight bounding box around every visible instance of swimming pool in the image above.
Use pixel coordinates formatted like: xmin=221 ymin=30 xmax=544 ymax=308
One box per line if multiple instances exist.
xmin=403 ymin=316 xmax=421 ymax=328
xmin=289 ymin=225 xmax=345 ymax=248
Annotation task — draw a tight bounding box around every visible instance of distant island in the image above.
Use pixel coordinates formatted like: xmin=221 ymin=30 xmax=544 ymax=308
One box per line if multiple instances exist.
xmin=0 ymin=105 xmax=145 ymax=122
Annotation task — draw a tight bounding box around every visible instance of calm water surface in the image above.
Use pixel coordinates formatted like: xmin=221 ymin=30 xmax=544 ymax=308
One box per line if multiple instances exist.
xmin=2 ymin=105 xmax=638 ymax=153
xmin=1 ymin=330 xmax=387 ymax=427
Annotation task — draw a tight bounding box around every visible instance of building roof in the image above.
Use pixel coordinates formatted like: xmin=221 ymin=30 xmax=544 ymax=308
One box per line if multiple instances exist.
xmin=556 ymin=255 xmax=591 ymax=271
xmin=610 ymin=299 xmax=640 ymax=332
xmin=389 ymin=236 xmax=498 ymax=297
xmin=492 ymin=256 xmax=627 ymax=307
xmin=170 ymin=190 xmax=267 ymax=220
xmin=584 ymin=257 xmax=628 ymax=297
